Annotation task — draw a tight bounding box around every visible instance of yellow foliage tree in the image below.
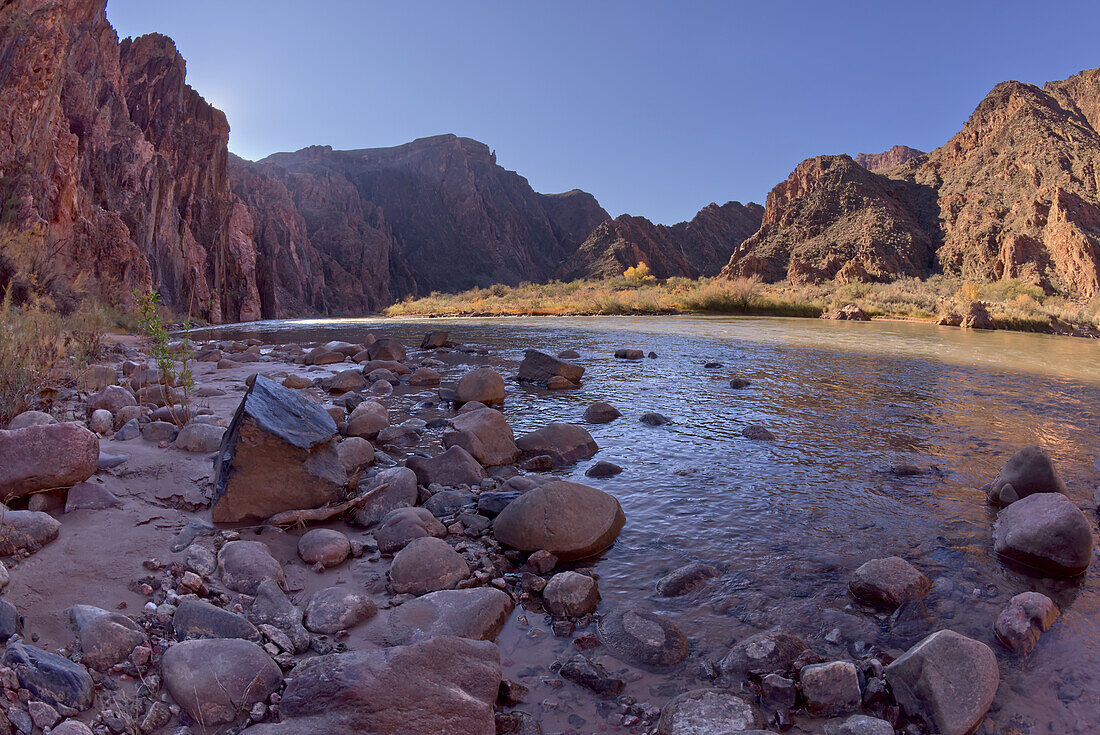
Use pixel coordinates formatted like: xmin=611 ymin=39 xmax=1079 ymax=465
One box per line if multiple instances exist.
xmin=623 ymin=262 xmax=655 ymax=283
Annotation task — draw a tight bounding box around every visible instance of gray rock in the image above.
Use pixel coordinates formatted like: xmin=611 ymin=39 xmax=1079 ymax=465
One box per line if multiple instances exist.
xmin=598 ymin=606 xmax=688 ymax=666
xmin=542 ymin=572 xmax=600 ymax=617
xmin=849 ymin=556 xmax=931 ymax=608
xmin=65 ymin=605 xmax=145 ymax=670
xmin=172 ymin=600 xmax=261 ymax=643
xmin=0 ymin=511 xmax=60 ymax=555
xmin=986 ymin=445 xmax=1065 ymax=506
xmin=113 ymin=418 xmax=140 ymax=440
xmin=141 ymin=420 xmax=179 ymax=443
xmin=517 ymin=350 xmax=584 ymax=386
xmin=640 ymin=412 xmax=671 ymax=426
xmin=218 ymin=540 xmax=285 ymax=594
xmin=248 ymin=579 xmax=311 ymax=653
xmin=6 ymin=411 xmax=57 ymax=429
xmin=423 ymin=489 xmax=476 ymax=518
xmin=720 ymin=631 xmax=807 ymax=679
xmin=560 ymin=655 xmax=623 ymax=696
xmin=656 ymin=562 xmax=719 ymax=597
xmin=493 ymin=480 xmax=624 ymax=561
xmin=161 ymin=638 xmax=282 ymax=726
xmin=477 ymin=491 xmax=521 ymax=517
xmin=657 ymin=688 xmax=760 ymax=734
xmin=993 ymin=492 xmax=1093 ymax=576
xmin=0 ymin=598 xmax=21 ymax=641
xmin=87 ymin=409 xmax=113 ymax=434
xmin=454 ymin=367 xmax=506 ymax=406
xmin=742 ymin=425 xmax=776 ymax=441
xmin=384 ymin=588 xmax=514 ymax=645
xmin=582 ymin=402 xmax=620 ymax=424
xmin=824 ymin=715 xmax=894 ymax=735
xmin=800 ymin=661 xmax=861 ymax=717
xmin=349 ymin=467 xmax=418 ymax=528
xmin=2 ymin=642 xmax=94 ymax=711
xmin=374 ymin=507 xmax=447 ymax=555
xmin=64 ymin=482 xmax=122 ymax=512
xmin=297 ymin=528 xmax=351 ymax=568
xmin=406 ymin=446 xmax=486 ymax=487
xmin=388 ymin=537 xmax=469 ymax=595
xmin=303 ymin=587 xmax=377 ymax=634
xmin=174 ymin=422 xmax=224 ymax=453
xmin=443 ymin=408 xmax=520 ymax=466
xmin=183 ymin=544 xmax=217 ymax=576
xmin=994 ymin=591 xmax=1060 ymax=655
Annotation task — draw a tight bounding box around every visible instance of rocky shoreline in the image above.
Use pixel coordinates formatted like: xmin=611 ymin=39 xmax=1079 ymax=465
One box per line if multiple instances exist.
xmin=0 ymin=330 xmax=1093 ymax=734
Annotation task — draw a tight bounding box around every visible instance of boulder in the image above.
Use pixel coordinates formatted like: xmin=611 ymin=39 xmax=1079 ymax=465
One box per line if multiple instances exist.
xmin=218 ymin=540 xmax=285 ymax=594
xmin=337 ymin=437 xmax=375 ymax=473
xmin=614 ymin=349 xmax=645 ymax=359
xmin=384 ymin=588 xmax=514 ymax=645
xmin=542 ymin=571 xmax=600 ymax=616
xmin=389 ymin=537 xmax=470 ymax=595
xmin=323 ymin=341 xmax=365 ymax=357
xmin=406 ymin=446 xmax=487 ymax=487
xmin=657 ymin=689 xmax=760 ymax=735
xmin=583 ymin=401 xmax=621 ymax=423
xmin=961 ymin=301 xmax=995 ymax=329
xmin=365 ymin=338 xmax=407 ymax=362
xmin=885 ymin=630 xmax=998 ymax=735
xmin=586 ymin=460 xmax=623 ymax=478
xmin=454 ymin=367 xmax=506 ymax=406
xmin=517 ymin=349 xmax=584 ymax=386
xmin=248 ymin=579 xmax=311 ymax=654
xmin=213 ymin=375 xmax=347 ymax=523
xmin=321 ymin=369 xmax=367 ymax=393
xmin=306 ymin=348 xmax=344 ymax=365
xmin=443 ymin=408 xmax=520 ymax=466
xmin=800 ymin=661 xmax=861 ymax=717
xmin=161 ymin=638 xmax=282 ymax=726
xmin=993 ymin=492 xmax=1093 ymax=576
xmin=423 ymin=489 xmax=476 ymax=517
xmin=304 ymin=587 xmax=377 ymax=634
xmin=516 ymin=423 xmax=598 ymax=466
xmin=85 ymin=385 xmax=136 ymax=416
xmin=141 ymin=420 xmax=178 ymax=442
xmin=297 ymin=528 xmax=351 ymax=568
xmin=172 ymin=600 xmax=261 ymax=643
xmin=283 ymin=374 xmax=313 ymax=389
xmin=349 ymin=468 xmax=419 ymax=528
xmin=598 ymin=606 xmax=688 ymax=666
xmin=0 ymin=423 xmax=98 ymax=499
xmin=174 ymin=422 xmax=224 ymax=453
xmin=0 ymin=511 xmax=61 ymax=555
xmin=993 ymin=591 xmax=1060 ymax=655
xmin=742 ymin=425 xmax=776 ymax=441
xmin=136 ymin=384 xmax=183 ymax=407
xmin=656 ymin=562 xmax=719 ymax=597
xmin=374 ymin=507 xmax=447 ymax=555
xmin=409 ymin=367 xmax=441 ymax=386
xmin=7 ymin=410 xmax=57 ymax=429
xmin=66 ymin=605 xmax=146 ymax=670
xmin=720 ymin=631 xmax=807 ymax=679
xmin=245 ymin=637 xmax=500 ymax=735
xmin=825 ymin=716 xmax=894 ymax=735
xmin=87 ymin=409 xmax=112 ymax=434
xmin=2 ymin=642 xmax=94 ymax=711
xmin=849 ymin=557 xmax=931 ymax=608
xmin=346 ymin=400 xmax=389 ymax=439
xmin=64 ymin=482 xmax=122 ymax=512
xmin=821 ymin=304 xmax=870 ymax=321
xmin=493 ymin=480 xmax=624 ymax=561
xmin=421 ymin=331 xmax=449 ymax=349
xmin=729 ymin=378 xmax=752 ymax=389
xmin=640 ymin=412 xmax=671 ymax=426
xmin=985 ymin=445 xmax=1065 ymax=506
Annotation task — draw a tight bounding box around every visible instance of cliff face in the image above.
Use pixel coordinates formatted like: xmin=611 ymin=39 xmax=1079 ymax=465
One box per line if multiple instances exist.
xmin=723 ymin=70 xmax=1100 ymax=298
xmin=854 ymin=145 xmax=925 ymax=171
xmin=561 ymin=201 xmax=763 ymax=280
xmin=0 ymin=0 xmax=261 ymax=321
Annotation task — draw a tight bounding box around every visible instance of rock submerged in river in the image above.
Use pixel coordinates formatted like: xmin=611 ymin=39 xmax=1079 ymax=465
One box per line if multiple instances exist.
xmin=162 ymin=638 xmax=282 ymax=727
xmin=849 ymin=556 xmax=931 ymax=608
xmin=994 ymin=591 xmax=1059 ymax=655
xmin=560 ymin=654 xmax=623 ymax=696
xmin=518 ymin=349 xmax=584 ymax=386
xmin=885 ymin=629 xmax=998 ymax=735
xmin=598 ymin=606 xmax=688 ymax=666
xmin=585 ymin=460 xmax=623 ymax=478
xmin=0 ymin=422 xmax=99 ymax=500
xmin=614 ymin=349 xmax=644 ymax=359
xmin=656 ymin=562 xmax=719 ymax=597
xmin=384 ymin=588 xmax=514 ymax=645
xmin=985 ymin=445 xmax=1065 ymax=506
xmin=516 ymin=423 xmax=598 ymax=466
xmin=720 ymin=631 xmax=807 ymax=679
xmin=742 ymin=425 xmax=776 ymax=441
xmin=657 ymin=688 xmax=760 ymax=735
xmin=493 ymin=480 xmax=624 ymax=561
xmin=583 ymin=401 xmax=621 ymax=423
xmin=212 ymin=375 xmax=347 ymax=523
xmin=993 ymin=492 xmax=1093 ymax=576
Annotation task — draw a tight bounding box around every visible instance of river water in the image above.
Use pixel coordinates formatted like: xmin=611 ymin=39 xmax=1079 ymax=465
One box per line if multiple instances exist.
xmin=200 ymin=315 xmax=1100 ymax=734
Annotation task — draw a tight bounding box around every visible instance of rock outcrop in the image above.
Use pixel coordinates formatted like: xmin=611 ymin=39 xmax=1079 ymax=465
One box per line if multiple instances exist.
xmin=854 ymin=145 xmax=925 ymax=171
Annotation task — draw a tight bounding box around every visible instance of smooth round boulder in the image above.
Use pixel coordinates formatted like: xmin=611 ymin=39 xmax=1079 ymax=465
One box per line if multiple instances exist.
xmin=986 ymin=445 xmax=1065 ymax=505
xmin=7 ymin=411 xmax=57 ymax=429
xmin=365 ymin=338 xmax=406 ymax=362
xmin=388 ymin=537 xmax=470 ymax=595
xmin=515 ymin=423 xmax=599 ymax=466
xmin=543 ymin=571 xmax=600 ymax=617
xmin=583 ymin=402 xmax=621 ymax=424
xmin=66 ymin=605 xmax=146 ymax=670
xmin=297 ymin=528 xmax=351 ymax=568
xmin=87 ymin=409 xmax=113 ymax=434
xmin=0 ymin=422 xmax=99 ymax=500
xmin=408 ymin=367 xmax=441 ymax=386
xmin=443 ymin=407 xmax=520 ymax=466
xmin=993 ymin=492 xmax=1093 ymax=577
xmin=493 ymin=480 xmax=625 ymax=562
xmin=337 ymin=436 xmax=375 ymax=473
xmin=454 ymin=367 xmax=506 ymax=406
xmin=304 ymin=587 xmax=377 ymax=634
xmin=174 ymin=422 xmax=224 ymax=453
xmin=657 ymin=689 xmax=760 ymax=735
xmin=598 ymin=606 xmax=688 ymax=666
xmin=384 ymin=588 xmax=514 ymax=645
xmin=86 ymin=385 xmax=136 ymax=416
xmin=885 ymin=630 xmax=998 ymax=735
xmin=585 ymin=460 xmax=623 ymax=478
xmin=2 ymin=642 xmax=94 ymax=711
xmin=640 ymin=412 xmax=671 ymax=426
xmin=172 ymin=600 xmax=260 ymax=643
xmin=374 ymin=506 xmax=447 ymax=555
xmin=800 ymin=661 xmax=862 ymax=717
xmin=346 ymin=400 xmax=389 ymax=439
xmin=321 ymin=369 xmax=367 ymax=393
xmin=849 ymin=556 xmax=931 ymax=608
xmin=0 ymin=510 xmax=61 ymax=555
xmin=218 ymin=540 xmax=285 ymax=594
xmin=656 ymin=562 xmax=719 ymax=597
xmin=161 ymin=638 xmax=282 ymax=726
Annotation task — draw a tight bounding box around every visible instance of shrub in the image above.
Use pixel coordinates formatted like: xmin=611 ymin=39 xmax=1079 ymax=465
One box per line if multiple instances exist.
xmin=133 ymin=289 xmax=194 ymax=426
xmin=623 ymin=262 xmax=656 ymax=284
xmin=0 ymin=288 xmax=66 ymax=425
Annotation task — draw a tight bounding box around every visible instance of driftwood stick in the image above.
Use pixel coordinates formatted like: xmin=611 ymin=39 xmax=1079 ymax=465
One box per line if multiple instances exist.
xmin=260 ymin=483 xmax=389 ymax=528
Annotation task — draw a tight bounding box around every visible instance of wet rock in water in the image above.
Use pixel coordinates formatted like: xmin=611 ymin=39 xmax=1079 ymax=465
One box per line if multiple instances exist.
xmin=455 ymin=367 xmax=506 ymax=406
xmin=720 ymin=631 xmax=807 ymax=679
xmin=213 ymin=375 xmax=347 ymax=523
xmin=598 ymin=606 xmax=688 ymax=666
xmin=849 ymin=556 xmax=931 ymax=608
xmin=614 ymin=349 xmax=645 ymax=359
xmin=7 ymin=410 xmax=58 ymax=429
xmin=337 ymin=436 xmax=375 ymax=473
xmin=389 ymin=537 xmax=469 ymax=595
xmin=65 ymin=605 xmax=145 ymax=670
xmin=172 ymin=599 xmax=260 ymax=643
xmin=0 ymin=422 xmax=99 ymax=500
xmin=559 ymin=654 xmax=623 ymax=696
xmin=640 ymin=412 xmax=671 ymax=426
xmin=742 ymin=425 xmax=776 ymax=441
xmin=985 ymin=445 xmax=1065 ymax=506
xmin=585 ymin=460 xmax=623 ymax=478
xmin=409 ymin=367 xmax=441 ymax=386
xmin=368 ymin=367 xmax=399 ymax=384
xmin=583 ymin=401 xmax=621 ymax=423
xmin=218 ymin=540 xmax=286 ymax=594
xmin=821 ymin=304 xmax=870 ymax=321
xmin=365 ymin=338 xmax=407 ymax=362
xmin=321 ymin=369 xmax=367 ymax=393
xmin=885 ymin=629 xmax=998 ymax=735
xmin=493 ymin=480 xmax=624 ymax=561
xmin=86 ymin=385 xmax=137 ymax=416
xmin=800 ymin=661 xmax=861 ymax=717
xmin=161 ymin=638 xmax=282 ymax=727
xmin=443 ymin=408 xmax=520 ymax=466
xmin=424 ymin=489 xmax=476 ymax=517
xmin=349 ymin=468 xmax=419 ymax=528
xmin=0 ymin=511 xmax=60 ymax=555
xmin=407 ymin=446 xmax=487 ymax=487
xmin=245 ymin=637 xmax=500 ymax=735
xmin=304 ymin=587 xmax=377 ymax=634
xmin=961 ymin=300 xmax=995 ymax=329
xmin=297 ymin=528 xmax=351 ymax=568
xmin=248 ymin=579 xmax=311 ymax=653
xmin=656 ymin=562 xmax=719 ymax=597
xmin=543 ymin=572 xmax=600 ymax=617
xmin=0 ymin=599 xmax=20 ymax=641
xmin=558 ymin=349 xmax=580 ymax=359
xmin=346 ymin=400 xmax=389 ymax=438
xmin=2 ymin=642 xmax=94 ymax=711
xmin=174 ymin=422 xmax=224 ymax=453
xmin=87 ymin=409 xmax=112 ymax=434
xmin=421 ymin=331 xmax=450 ymax=349
xmin=64 ymin=482 xmax=122 ymax=512
xmin=516 ymin=423 xmax=598 ymax=466
xmin=374 ymin=507 xmax=447 ymax=555
xmin=517 ymin=349 xmax=584 ymax=386
xmin=729 ymin=378 xmax=752 ymax=389
xmin=994 ymin=591 xmax=1060 ymax=655
xmin=657 ymin=688 xmax=761 ymax=734
xmin=824 ymin=715 xmax=894 ymax=735
xmin=546 ymin=375 xmax=576 ymax=389
xmin=384 ymin=588 xmax=514 ymax=645
xmin=993 ymin=492 xmax=1093 ymax=577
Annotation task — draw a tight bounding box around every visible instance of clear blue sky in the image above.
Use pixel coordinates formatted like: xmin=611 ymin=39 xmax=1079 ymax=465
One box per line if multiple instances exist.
xmin=107 ymin=0 xmax=1100 ymax=225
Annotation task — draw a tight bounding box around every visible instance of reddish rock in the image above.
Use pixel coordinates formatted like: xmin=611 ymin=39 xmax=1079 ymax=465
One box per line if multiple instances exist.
xmin=0 ymin=423 xmax=98 ymax=499
xmin=493 ymin=480 xmax=625 ymax=561
xmin=443 ymin=408 xmax=520 ymax=467
xmin=854 ymin=145 xmax=925 ymax=171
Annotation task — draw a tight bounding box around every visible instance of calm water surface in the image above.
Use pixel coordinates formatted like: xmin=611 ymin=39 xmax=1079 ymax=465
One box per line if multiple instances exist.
xmin=200 ymin=315 xmax=1100 ymax=734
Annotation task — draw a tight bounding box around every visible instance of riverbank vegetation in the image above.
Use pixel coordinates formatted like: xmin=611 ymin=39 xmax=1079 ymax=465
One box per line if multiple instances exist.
xmin=384 ymin=270 xmax=1100 ymax=334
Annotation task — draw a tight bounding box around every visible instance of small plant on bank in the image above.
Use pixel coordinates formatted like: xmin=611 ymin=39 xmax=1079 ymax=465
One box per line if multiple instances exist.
xmin=133 ymin=289 xmax=194 ymax=426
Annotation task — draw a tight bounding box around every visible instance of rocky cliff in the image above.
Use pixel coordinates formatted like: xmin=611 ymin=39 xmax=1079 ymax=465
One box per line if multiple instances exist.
xmin=559 ymin=202 xmax=763 ymax=280
xmin=724 ymin=70 xmax=1100 ymax=298
xmin=854 ymin=145 xmax=925 ymax=171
